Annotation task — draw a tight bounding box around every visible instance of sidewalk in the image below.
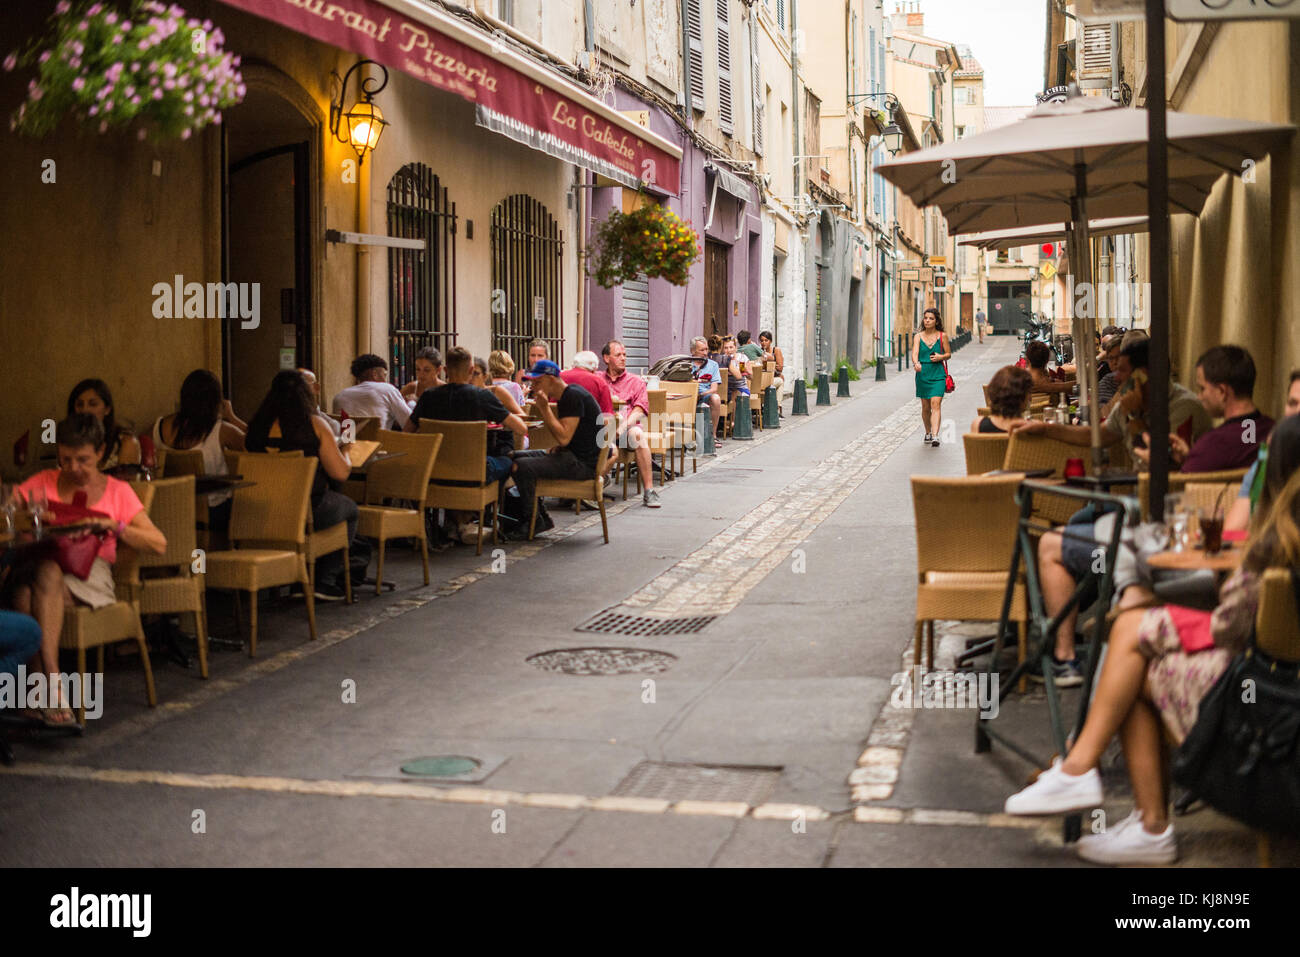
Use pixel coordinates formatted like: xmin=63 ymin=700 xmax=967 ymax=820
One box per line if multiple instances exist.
xmin=3 ymin=336 xmax=1293 ymax=867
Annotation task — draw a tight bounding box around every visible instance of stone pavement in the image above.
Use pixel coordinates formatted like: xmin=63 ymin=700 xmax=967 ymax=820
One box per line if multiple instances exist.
xmin=3 ymin=336 xmax=1294 ymax=867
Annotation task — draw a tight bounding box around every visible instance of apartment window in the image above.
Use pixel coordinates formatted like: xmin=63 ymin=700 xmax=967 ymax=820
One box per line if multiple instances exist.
xmin=498 ymin=0 xmax=513 ymax=24
xmin=956 ymin=125 xmax=967 ymax=139
xmin=869 ymin=26 xmax=876 ymax=88
xmin=686 ymin=0 xmax=705 ymax=111
xmin=776 ymin=0 xmax=786 ymax=32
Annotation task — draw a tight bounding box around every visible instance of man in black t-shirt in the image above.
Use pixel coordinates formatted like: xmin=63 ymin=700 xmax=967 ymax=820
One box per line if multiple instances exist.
xmin=407 ymin=346 xmax=526 ymax=482
xmin=510 ymin=359 xmax=603 ymax=533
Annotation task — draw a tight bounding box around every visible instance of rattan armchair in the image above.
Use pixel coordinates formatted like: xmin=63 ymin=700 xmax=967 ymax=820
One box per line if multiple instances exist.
xmin=58 ymin=483 xmax=158 ymax=723
xmin=1002 ymin=431 xmax=1090 ymax=526
xmin=202 ymin=454 xmax=318 ymax=657
xmin=529 ymin=443 xmax=612 ymax=543
xmin=910 ymin=475 xmax=1027 ymax=671
xmin=1251 ymin=567 xmax=1300 ymax=867
xmin=127 ymin=476 xmax=210 ymax=678
xmin=665 ymin=392 xmax=699 ymax=476
xmin=418 ymin=419 xmax=500 ymax=555
xmin=963 ymin=433 xmax=1011 ymax=475
xmin=356 ymin=429 xmax=442 ymax=594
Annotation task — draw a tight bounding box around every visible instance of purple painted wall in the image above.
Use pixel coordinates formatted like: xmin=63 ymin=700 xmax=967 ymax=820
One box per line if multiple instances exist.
xmin=581 ymin=88 xmax=761 ymax=362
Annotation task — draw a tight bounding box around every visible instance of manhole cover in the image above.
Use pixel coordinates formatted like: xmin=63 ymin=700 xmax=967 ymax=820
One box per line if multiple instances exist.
xmin=526 ymin=647 xmax=677 ymax=675
xmin=576 ymin=608 xmax=716 ymax=636
xmin=613 ymin=762 xmax=781 ymax=804
xmin=400 ymin=756 xmax=481 ymax=777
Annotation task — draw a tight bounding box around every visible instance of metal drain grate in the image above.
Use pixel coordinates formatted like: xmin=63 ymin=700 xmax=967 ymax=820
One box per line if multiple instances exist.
xmin=612 ymin=762 xmax=781 ymax=804
xmin=526 ymin=647 xmax=677 ymax=675
xmin=576 ymin=608 xmax=717 ymax=636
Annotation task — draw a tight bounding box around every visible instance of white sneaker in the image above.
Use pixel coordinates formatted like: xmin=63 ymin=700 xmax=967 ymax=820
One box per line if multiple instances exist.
xmin=1076 ymin=810 xmax=1178 ymax=865
xmin=642 ymin=488 xmax=661 ymax=508
xmin=1004 ymin=759 xmax=1103 ymax=815
xmin=924 ymin=432 xmax=933 ymax=444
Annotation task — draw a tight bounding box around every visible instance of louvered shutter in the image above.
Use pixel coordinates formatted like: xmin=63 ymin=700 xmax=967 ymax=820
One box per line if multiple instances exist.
xmin=686 ymin=0 xmax=706 ymax=111
xmin=1078 ymin=22 xmax=1114 ymax=90
xmin=717 ymin=0 xmax=733 ymax=135
xmin=776 ymin=0 xmax=785 ymax=32
xmin=751 ymin=15 xmax=763 ymax=155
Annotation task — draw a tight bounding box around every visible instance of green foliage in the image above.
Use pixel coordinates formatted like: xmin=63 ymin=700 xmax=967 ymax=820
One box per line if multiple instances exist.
xmin=585 ymin=201 xmax=702 ymax=289
xmin=5 ymin=1 xmax=245 ymax=141
xmin=830 ymin=356 xmax=860 ymax=380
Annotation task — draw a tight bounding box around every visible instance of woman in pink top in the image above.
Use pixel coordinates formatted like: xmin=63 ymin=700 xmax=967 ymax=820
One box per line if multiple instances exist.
xmin=7 ymin=415 xmax=166 ymax=726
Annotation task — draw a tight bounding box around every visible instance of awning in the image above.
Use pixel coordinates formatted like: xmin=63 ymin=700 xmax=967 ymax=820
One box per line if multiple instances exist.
xmin=705 ymin=161 xmax=753 ymax=203
xmin=957 ymin=216 xmax=1149 ymax=250
xmin=216 ymin=0 xmax=682 ymax=194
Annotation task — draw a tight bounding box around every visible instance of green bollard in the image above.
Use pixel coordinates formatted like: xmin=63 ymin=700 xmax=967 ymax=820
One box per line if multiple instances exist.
xmin=836 ymin=365 xmax=851 ymax=397
xmin=731 ymin=393 xmax=755 ymax=439
xmin=762 ymin=386 xmax=781 ymax=428
xmin=875 ymin=359 xmax=887 ymax=381
xmin=792 ymin=379 xmax=809 ymax=415
xmin=695 ymin=405 xmax=716 ymax=455
xmin=816 ymin=372 xmax=831 ymax=406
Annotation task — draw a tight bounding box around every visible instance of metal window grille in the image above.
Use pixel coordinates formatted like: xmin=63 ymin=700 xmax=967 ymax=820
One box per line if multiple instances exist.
xmin=386 ymin=163 xmax=457 ymax=387
xmin=490 ymin=194 xmax=564 ymax=373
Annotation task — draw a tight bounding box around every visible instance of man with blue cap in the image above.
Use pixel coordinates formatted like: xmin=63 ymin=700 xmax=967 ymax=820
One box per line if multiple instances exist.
xmin=511 ymin=359 xmax=603 ymax=535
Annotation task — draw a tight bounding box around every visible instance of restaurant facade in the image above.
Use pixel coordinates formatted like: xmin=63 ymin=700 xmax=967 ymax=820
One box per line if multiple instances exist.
xmin=0 ymin=0 xmax=681 ymax=466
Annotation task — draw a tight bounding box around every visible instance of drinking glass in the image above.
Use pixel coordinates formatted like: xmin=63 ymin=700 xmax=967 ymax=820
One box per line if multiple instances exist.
xmin=26 ymin=485 xmax=48 ymax=539
xmin=1199 ymin=507 xmax=1224 ymax=555
xmin=1164 ymin=492 xmax=1187 ymax=552
xmin=0 ymin=484 xmax=14 ymax=538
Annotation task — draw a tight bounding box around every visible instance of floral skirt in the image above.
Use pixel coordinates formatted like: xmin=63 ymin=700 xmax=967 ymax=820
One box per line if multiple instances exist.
xmin=1137 ymin=605 xmax=1232 ymax=745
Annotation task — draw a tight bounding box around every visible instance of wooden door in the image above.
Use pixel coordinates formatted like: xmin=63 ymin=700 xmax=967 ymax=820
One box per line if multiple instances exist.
xmin=705 ymin=240 xmax=729 ymax=338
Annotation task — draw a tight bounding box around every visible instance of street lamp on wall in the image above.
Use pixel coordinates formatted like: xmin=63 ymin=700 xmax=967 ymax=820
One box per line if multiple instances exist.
xmin=849 ymin=91 xmax=903 ymax=155
xmin=329 ymin=59 xmax=390 ymax=164
xmin=881 ymin=124 xmax=904 ymax=156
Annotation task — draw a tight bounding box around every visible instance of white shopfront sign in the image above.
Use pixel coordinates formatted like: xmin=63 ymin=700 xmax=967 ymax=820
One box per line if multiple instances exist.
xmin=1073 ymin=0 xmax=1300 ymax=20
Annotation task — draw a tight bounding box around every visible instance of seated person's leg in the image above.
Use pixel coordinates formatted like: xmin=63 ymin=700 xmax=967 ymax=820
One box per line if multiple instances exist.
xmin=1041 ymin=528 xmax=1092 ymax=662
xmin=0 ymin=610 xmax=42 ymax=680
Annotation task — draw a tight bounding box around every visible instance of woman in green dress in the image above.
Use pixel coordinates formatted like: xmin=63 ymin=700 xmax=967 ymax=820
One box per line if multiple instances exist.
xmin=912 ymin=307 xmax=951 ymax=447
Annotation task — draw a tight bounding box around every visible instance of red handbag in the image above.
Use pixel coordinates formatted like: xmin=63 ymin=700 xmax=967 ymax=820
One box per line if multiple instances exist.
xmin=942 ymin=334 xmax=955 ymax=393
xmin=45 ymin=497 xmax=112 ymax=580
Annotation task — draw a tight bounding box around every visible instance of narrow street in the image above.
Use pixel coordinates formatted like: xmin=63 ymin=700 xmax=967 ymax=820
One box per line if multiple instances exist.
xmin=0 ymin=336 xmax=1272 ymax=867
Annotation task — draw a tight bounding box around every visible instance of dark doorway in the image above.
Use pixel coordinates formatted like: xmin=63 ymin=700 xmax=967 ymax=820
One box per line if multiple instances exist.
xmin=846 ymin=277 xmax=862 ymax=367
xmin=961 ymin=291 xmax=973 ymax=330
xmin=987 ymin=281 xmax=1033 ymax=335
xmin=223 ymin=88 xmax=313 ymax=417
xmin=704 ymin=240 xmax=729 ymax=338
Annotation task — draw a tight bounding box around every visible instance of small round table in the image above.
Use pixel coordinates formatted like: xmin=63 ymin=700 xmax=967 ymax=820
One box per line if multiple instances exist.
xmin=1146 ymin=546 xmax=1243 ymax=573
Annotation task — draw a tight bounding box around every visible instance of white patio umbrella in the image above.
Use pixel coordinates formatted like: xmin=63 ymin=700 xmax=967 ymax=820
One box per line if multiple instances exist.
xmin=957 ymin=216 xmax=1148 ymax=251
xmin=878 ymin=94 xmax=1293 ymax=462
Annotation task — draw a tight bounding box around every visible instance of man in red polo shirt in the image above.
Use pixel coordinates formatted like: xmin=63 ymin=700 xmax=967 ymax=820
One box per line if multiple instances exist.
xmin=602 ymin=339 xmax=660 ymax=508
xmin=560 ymin=352 xmax=614 ymax=416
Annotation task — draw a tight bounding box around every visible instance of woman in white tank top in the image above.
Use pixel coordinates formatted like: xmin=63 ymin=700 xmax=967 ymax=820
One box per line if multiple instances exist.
xmin=153 ymin=370 xmax=246 ymax=509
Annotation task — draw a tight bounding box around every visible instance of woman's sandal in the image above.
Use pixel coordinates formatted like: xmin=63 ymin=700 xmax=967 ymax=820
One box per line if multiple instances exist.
xmin=39 ymin=707 xmax=78 ymax=729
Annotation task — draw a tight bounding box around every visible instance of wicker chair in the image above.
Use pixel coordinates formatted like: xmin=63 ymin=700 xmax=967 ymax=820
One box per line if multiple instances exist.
xmin=1137 ymin=468 xmax=1249 ymax=521
xmin=665 ymin=392 xmax=699 ymax=476
xmin=356 ymin=429 xmax=442 ymax=594
xmin=911 ymin=475 xmax=1028 ymax=671
xmin=1251 ymin=568 xmax=1300 ymax=867
xmin=1180 ymin=481 xmax=1240 ymax=518
xmin=1002 ymin=431 xmax=1090 ymax=526
xmin=528 ymin=443 xmax=613 ymax=543
xmin=58 ymin=483 xmax=159 ymax=723
xmin=749 ymin=366 xmax=770 ymax=430
xmin=963 ymin=433 xmax=1011 ymax=476
xmin=127 ymin=476 xmax=210 ymax=679
xmin=202 ymin=454 xmax=318 ymax=657
xmin=719 ymin=368 xmax=735 ymax=437
xmin=418 ymin=419 xmax=500 ymax=556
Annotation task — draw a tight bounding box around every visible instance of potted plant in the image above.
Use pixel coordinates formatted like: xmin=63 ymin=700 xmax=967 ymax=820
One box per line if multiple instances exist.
xmin=5 ymin=0 xmax=245 ymax=141
xmin=586 ymin=200 xmax=702 ymax=288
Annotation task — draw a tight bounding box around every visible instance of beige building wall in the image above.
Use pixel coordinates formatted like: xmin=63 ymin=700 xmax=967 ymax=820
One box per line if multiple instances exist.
xmin=1123 ymin=18 xmax=1298 ymax=418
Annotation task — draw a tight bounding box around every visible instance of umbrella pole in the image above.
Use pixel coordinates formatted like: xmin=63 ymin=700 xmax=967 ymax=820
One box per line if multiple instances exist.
xmin=1071 ymin=165 xmax=1104 ymax=469
xmin=1146 ymin=0 xmax=1172 ymax=519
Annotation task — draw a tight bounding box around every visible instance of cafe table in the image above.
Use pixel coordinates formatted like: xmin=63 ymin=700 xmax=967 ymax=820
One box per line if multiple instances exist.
xmin=1146 ymin=545 xmax=1243 ymax=574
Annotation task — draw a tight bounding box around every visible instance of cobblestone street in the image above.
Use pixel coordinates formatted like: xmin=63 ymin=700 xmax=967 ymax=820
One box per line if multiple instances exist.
xmin=5 ymin=336 xmax=1289 ymax=868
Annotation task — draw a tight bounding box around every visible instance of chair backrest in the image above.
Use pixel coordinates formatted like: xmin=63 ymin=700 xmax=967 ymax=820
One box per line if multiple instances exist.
xmin=418 ymin=419 xmax=488 ymax=484
xmin=128 ymin=476 xmax=196 ymax=570
xmin=1256 ymin=568 xmax=1300 ymax=662
xmin=351 ymin=416 xmax=380 ymax=441
xmin=982 ymin=383 xmax=992 ymax=406
xmin=1137 ymin=468 xmax=1249 ymax=519
xmin=1002 ymin=431 xmax=1086 ymax=478
xmin=1181 ymin=481 xmax=1239 ymax=517
xmin=963 ymin=433 xmax=1011 ymax=476
xmin=161 ymin=447 xmax=205 ymax=478
xmin=228 ymin=453 xmax=316 ymax=545
xmin=911 ymin=475 xmax=1024 ymax=575
xmin=647 ymin=389 xmax=668 ymax=417
xmin=719 ymin=368 xmax=730 ymax=403
xmin=366 ymin=429 xmax=443 ymax=505
xmin=665 ymin=393 xmax=697 ymax=439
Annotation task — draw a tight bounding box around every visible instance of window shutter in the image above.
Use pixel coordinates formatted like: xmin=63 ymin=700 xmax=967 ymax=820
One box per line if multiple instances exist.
xmin=1078 ymin=22 xmax=1114 ymax=89
xmin=776 ymin=0 xmax=785 ymax=32
xmin=686 ymin=0 xmax=706 ymax=111
xmin=751 ymin=15 xmax=763 ymax=155
xmin=716 ymin=0 xmax=733 ymax=135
